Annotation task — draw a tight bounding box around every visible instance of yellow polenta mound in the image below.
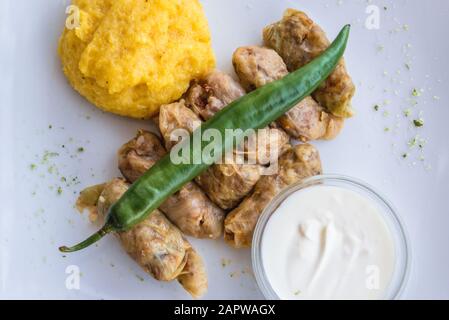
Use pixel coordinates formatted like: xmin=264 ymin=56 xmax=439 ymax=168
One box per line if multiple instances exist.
xmin=59 ymin=0 xmax=216 ymax=119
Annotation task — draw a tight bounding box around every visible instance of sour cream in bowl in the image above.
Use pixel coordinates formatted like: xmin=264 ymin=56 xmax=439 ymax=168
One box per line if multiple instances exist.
xmin=252 ymin=175 xmax=410 ymax=300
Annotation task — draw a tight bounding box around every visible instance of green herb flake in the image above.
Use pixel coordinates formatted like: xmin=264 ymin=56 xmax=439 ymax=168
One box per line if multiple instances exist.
xmin=57 ymin=187 xmax=63 ymax=195
xmin=77 ymin=147 xmax=85 ymax=153
xmin=418 ymin=138 xmax=427 ymax=149
xmin=413 ymin=119 xmax=424 ymax=128
xmin=373 ymin=105 xmax=380 ymax=111
xmin=412 ymin=88 xmax=421 ymax=97
xmin=42 ymin=151 xmax=59 ymax=163
xmin=384 ymin=127 xmax=390 ymax=132
xmin=221 ymin=258 xmax=232 ymax=268
xmin=30 ymin=163 xmax=37 ymax=170
xmin=48 ymin=165 xmax=55 ymax=174
xmin=408 ymin=137 xmax=417 ymax=148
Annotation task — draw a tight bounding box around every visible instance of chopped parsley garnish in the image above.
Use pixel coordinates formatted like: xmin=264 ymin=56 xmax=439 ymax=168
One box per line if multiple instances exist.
xmin=412 ymin=88 xmax=421 ymax=97
xmin=42 ymin=151 xmax=59 ymax=163
xmin=408 ymin=137 xmax=417 ymax=148
xmin=413 ymin=119 xmax=424 ymax=127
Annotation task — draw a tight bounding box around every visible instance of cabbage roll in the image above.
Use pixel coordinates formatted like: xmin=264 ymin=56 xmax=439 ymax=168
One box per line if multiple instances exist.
xmin=90 ymin=178 xmax=208 ymax=298
xmin=233 ymin=46 xmax=344 ymax=141
xmin=263 ymin=9 xmax=355 ymax=118
xmin=158 ymin=100 xmax=201 ymax=150
xmin=118 ymin=130 xmax=166 ymax=182
xmin=224 ymin=144 xmax=322 ymax=248
xmin=185 ymin=70 xmax=246 ymax=120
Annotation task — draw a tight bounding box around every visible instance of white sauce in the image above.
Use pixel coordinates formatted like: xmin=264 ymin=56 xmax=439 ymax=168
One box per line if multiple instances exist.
xmin=261 ymin=185 xmax=396 ymax=300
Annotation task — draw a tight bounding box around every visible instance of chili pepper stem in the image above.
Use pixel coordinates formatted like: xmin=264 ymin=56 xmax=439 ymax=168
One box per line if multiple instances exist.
xmin=59 ymin=224 xmax=113 ymax=253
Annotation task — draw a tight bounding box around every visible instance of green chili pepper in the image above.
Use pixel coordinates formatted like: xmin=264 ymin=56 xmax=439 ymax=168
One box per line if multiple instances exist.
xmin=60 ymin=25 xmax=351 ymax=253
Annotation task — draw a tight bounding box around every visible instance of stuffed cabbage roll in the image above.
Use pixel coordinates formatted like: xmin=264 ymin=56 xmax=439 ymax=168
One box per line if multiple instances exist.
xmin=263 ymin=9 xmax=355 ymax=118
xmin=158 ymin=100 xmax=201 ymax=150
xmin=224 ymin=144 xmax=322 ymax=248
xmin=195 ymin=163 xmax=262 ymax=210
xmin=177 ymin=247 xmax=208 ymax=298
xmin=241 ymin=127 xmax=290 ymax=165
xmin=90 ymin=178 xmax=208 ymax=298
xmin=277 ymin=96 xmax=344 ymax=141
xmin=159 ymin=181 xmax=225 ymax=239
xmin=233 ymin=46 xmax=344 ymax=141
xmin=118 ymin=130 xmax=225 ymax=239
xmin=232 ymin=46 xmax=289 ymax=92
xmin=118 ymin=130 xmax=166 ymax=182
xmin=185 ymin=70 xmax=246 ymax=120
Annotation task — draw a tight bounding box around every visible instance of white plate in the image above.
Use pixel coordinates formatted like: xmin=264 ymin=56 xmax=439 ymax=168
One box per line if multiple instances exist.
xmin=1 ymin=0 xmax=448 ymax=299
